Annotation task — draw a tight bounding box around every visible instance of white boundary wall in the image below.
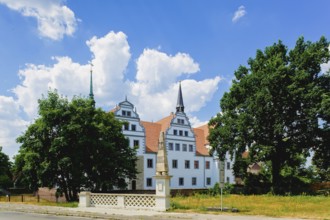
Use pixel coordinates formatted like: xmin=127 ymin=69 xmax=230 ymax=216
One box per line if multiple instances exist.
xmin=79 ymin=192 xmax=168 ymax=211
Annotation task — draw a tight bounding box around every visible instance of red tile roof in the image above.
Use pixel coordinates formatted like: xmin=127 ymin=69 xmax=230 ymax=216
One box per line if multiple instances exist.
xmin=140 ymin=121 xmax=161 ymax=153
xmin=156 ymin=113 xmax=175 ymax=132
xmin=140 ymin=114 xmax=211 ymax=156
xmin=193 ymin=124 xmax=211 ymax=156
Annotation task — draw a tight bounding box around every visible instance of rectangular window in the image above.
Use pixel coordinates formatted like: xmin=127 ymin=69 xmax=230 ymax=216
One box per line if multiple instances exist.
xmin=206 ymin=177 xmax=211 ymax=185
xmin=227 ymin=162 xmax=230 ymax=170
xmin=226 ymin=177 xmax=230 ymax=183
xmin=179 ymin=130 xmax=183 ymax=136
xmin=122 ymin=110 xmax=126 ymax=116
xmin=127 ymin=111 xmax=131 ymax=117
xmin=184 ymin=131 xmax=188 ymax=136
xmin=131 ymin=124 xmax=136 ymax=131
xmin=124 ymin=123 xmax=129 ymax=130
xmin=194 ymin=160 xmax=199 ymax=169
xmin=173 ymin=129 xmax=177 ymax=135
xmin=185 ymin=160 xmax=190 ymax=169
xmin=172 ymin=159 xmax=178 ymax=169
xmin=168 ymin=143 xmax=173 ymax=151
xmin=205 ymin=161 xmax=210 ymax=169
xmin=175 ymin=143 xmax=180 ymax=151
xmin=147 ymin=159 xmax=153 ymax=168
xmin=133 ymin=140 xmax=139 ymax=147
xmin=179 ymin=177 xmax=184 ymax=186
xmin=189 ymin=144 xmax=194 ymax=152
xmin=182 ymin=144 xmax=187 ymax=151
xmin=192 ymin=177 xmax=197 ymax=186
xmin=146 ymin=178 xmax=152 ymax=187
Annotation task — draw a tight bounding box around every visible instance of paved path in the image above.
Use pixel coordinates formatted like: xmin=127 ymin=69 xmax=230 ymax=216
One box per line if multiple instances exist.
xmin=0 ymin=203 xmax=305 ymax=220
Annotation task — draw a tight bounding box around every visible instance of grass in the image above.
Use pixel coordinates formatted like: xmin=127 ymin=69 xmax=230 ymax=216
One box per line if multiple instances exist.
xmin=0 ymin=195 xmax=78 ymax=207
xmin=170 ymin=194 xmax=330 ymax=219
xmin=1 ymin=194 xmax=329 ymax=219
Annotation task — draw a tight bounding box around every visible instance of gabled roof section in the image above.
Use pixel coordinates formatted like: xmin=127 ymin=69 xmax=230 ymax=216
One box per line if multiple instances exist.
xmin=118 ymin=100 xmax=134 ymax=108
xmin=193 ymin=124 xmax=211 ymax=156
xmin=156 ymin=113 xmax=175 ymax=132
xmin=140 ymin=121 xmax=161 ymax=153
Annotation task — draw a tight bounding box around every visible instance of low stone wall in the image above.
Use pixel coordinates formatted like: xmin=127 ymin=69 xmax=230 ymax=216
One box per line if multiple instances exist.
xmin=79 ymin=192 xmax=167 ymax=211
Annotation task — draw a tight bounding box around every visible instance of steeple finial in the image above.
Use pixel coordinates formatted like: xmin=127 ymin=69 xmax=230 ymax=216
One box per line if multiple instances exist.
xmin=89 ymin=62 xmax=95 ymax=106
xmin=176 ymin=81 xmax=184 ymax=113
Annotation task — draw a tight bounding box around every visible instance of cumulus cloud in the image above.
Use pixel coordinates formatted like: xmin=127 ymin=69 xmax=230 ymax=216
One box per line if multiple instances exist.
xmin=232 ymin=5 xmax=246 ymax=23
xmin=2 ymin=31 xmax=222 ymax=158
xmin=133 ymin=49 xmax=199 ymax=94
xmin=0 ymin=96 xmax=28 ymax=159
xmin=0 ymin=0 xmax=78 ymax=40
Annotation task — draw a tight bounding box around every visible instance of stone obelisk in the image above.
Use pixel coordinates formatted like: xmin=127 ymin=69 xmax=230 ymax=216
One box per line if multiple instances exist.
xmin=154 ymin=132 xmax=171 ymax=211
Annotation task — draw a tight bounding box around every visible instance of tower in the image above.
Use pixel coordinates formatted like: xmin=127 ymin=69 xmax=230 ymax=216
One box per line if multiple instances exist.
xmin=176 ymin=81 xmax=184 ymax=113
xmin=89 ymin=62 xmax=95 ymax=107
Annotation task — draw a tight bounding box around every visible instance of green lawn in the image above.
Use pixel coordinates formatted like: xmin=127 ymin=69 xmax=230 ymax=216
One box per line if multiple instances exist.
xmin=170 ymin=194 xmax=330 ymax=219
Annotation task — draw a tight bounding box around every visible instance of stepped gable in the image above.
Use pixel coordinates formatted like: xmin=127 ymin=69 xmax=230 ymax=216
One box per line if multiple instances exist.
xmin=140 ymin=121 xmax=161 ymax=153
xmin=193 ymin=124 xmax=211 ymax=156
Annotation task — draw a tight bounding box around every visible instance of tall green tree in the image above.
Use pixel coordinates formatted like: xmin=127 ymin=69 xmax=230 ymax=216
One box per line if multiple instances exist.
xmin=209 ymin=37 xmax=330 ymax=193
xmin=14 ymin=90 xmax=137 ymax=201
xmin=0 ymin=146 xmax=12 ymax=189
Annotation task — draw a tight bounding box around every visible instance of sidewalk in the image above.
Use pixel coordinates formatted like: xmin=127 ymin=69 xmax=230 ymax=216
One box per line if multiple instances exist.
xmin=0 ymin=203 xmax=305 ymax=220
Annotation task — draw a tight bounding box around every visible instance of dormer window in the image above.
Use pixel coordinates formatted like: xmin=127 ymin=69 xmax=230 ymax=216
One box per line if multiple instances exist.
xmin=177 ymin=119 xmax=184 ymax=124
xmin=122 ymin=110 xmax=131 ymax=117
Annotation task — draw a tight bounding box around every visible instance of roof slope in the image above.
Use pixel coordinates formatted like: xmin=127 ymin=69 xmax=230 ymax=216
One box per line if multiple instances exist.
xmin=193 ymin=125 xmax=210 ymax=156
xmin=156 ymin=113 xmax=174 ymax=132
xmin=140 ymin=121 xmax=161 ymax=153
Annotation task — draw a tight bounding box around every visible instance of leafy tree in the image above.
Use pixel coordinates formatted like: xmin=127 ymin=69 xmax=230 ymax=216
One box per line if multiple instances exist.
xmin=209 ymin=37 xmax=330 ymax=194
xmin=14 ymin=90 xmax=137 ymax=201
xmin=0 ymin=146 xmax=12 ymax=189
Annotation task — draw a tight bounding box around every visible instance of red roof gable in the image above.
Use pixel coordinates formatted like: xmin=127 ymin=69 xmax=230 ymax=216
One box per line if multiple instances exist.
xmin=140 ymin=121 xmax=161 ymax=153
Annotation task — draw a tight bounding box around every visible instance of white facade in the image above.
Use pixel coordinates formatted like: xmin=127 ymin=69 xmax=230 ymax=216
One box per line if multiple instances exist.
xmin=112 ymin=91 xmax=235 ymax=190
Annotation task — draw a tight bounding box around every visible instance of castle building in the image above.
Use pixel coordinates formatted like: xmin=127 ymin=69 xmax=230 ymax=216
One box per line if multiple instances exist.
xmin=111 ymin=83 xmax=235 ymax=190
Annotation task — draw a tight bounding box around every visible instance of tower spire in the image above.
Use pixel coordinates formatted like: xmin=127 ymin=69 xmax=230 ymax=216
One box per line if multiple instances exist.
xmin=176 ymin=81 xmax=184 ymax=113
xmin=89 ymin=62 xmax=95 ymax=106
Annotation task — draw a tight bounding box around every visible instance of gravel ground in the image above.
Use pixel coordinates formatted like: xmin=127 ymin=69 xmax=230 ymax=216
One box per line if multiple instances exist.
xmin=0 ymin=203 xmax=305 ymax=220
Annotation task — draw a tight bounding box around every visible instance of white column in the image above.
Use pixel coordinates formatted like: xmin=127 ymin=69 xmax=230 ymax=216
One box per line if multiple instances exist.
xmin=78 ymin=191 xmax=91 ymax=207
xmin=154 ymin=175 xmax=171 ymax=211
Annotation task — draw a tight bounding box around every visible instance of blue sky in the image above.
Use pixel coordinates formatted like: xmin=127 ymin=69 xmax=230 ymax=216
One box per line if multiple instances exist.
xmin=0 ymin=0 xmax=330 ymax=159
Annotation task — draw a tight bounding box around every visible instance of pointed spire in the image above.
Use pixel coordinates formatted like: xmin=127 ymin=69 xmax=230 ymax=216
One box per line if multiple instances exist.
xmin=89 ymin=62 xmax=95 ymax=106
xmin=176 ymin=81 xmax=184 ymax=113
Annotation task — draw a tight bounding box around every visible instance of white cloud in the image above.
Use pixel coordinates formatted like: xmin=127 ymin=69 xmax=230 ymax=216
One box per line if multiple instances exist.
xmin=189 ymin=116 xmax=209 ymax=128
xmin=321 ymin=46 xmax=330 ymax=74
xmin=134 ymin=49 xmax=199 ymax=94
xmin=321 ymin=61 xmax=330 ymax=74
xmin=232 ymin=5 xmax=246 ymax=23
xmin=87 ymin=31 xmax=131 ymax=106
xmin=2 ymin=31 xmax=221 ymax=158
xmin=0 ymin=96 xmax=28 ymax=159
xmin=0 ymin=0 xmax=78 ymax=40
